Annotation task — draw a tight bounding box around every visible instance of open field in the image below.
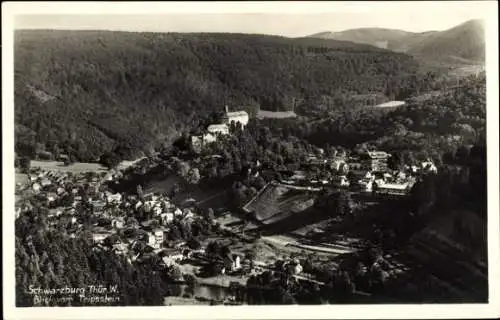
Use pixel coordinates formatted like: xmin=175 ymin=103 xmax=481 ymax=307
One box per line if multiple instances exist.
xmin=30 ymin=160 xmax=108 ymax=173
xmin=15 ymin=173 xmax=29 ymax=185
xmin=29 ymin=158 xmax=144 ymax=174
xmin=116 ymin=157 xmax=147 ymax=170
xmin=257 ymin=110 xmax=297 ymax=119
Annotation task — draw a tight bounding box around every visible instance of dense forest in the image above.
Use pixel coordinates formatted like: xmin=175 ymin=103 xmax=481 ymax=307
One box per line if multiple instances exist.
xmin=15 ymin=30 xmax=439 ymax=162
xmin=259 ymin=72 xmax=486 ymax=163
xmin=15 ymin=216 xmax=169 ymax=306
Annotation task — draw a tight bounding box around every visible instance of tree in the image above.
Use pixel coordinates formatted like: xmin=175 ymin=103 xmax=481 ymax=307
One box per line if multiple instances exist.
xmin=187 ymin=168 xmax=201 ymax=184
xmin=19 ymin=157 xmax=31 ymax=173
xmin=100 ymin=152 xmax=121 ymax=169
xmin=168 ymin=265 xmax=183 ymax=281
xmin=63 ymin=155 xmax=75 ymax=166
xmin=206 ymin=208 xmax=215 ymax=220
xmin=388 ymin=152 xmax=403 ymax=171
xmin=136 ymin=184 xmax=144 ymax=199
xmin=187 ymin=238 xmax=202 ymax=250
xmin=206 ymin=241 xmax=221 ymax=261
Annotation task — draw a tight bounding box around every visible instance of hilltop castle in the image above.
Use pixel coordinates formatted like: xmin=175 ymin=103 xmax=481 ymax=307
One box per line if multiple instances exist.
xmin=190 ymin=105 xmax=249 ymax=153
xmin=223 ymin=105 xmax=249 ymax=127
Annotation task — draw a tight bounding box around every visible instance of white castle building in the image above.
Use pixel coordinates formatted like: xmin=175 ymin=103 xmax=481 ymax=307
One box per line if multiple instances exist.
xmin=223 ymin=105 xmax=249 ymax=127
xmin=190 ymin=105 xmax=249 ymax=153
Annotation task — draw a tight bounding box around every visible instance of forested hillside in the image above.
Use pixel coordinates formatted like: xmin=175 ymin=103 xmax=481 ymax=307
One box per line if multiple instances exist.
xmin=260 ymin=72 xmax=486 ymax=164
xmin=15 ymin=30 xmax=435 ymax=162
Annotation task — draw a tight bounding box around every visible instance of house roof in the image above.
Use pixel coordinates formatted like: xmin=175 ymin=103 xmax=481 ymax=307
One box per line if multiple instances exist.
xmin=378 ymin=182 xmax=408 ymax=190
xmin=366 ymin=151 xmax=391 ymax=159
xmin=207 ymin=124 xmax=229 ymax=133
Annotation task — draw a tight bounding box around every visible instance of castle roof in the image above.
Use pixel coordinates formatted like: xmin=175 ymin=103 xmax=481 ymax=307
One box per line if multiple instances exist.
xmin=226 ymin=111 xmax=249 ymax=117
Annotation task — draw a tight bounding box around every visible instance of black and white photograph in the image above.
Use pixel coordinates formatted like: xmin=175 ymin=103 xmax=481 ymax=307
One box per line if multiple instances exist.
xmin=2 ymin=1 xmax=499 ymax=319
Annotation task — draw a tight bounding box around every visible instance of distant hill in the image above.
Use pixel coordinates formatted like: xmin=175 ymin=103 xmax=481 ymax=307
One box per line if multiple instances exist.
xmin=309 ymin=28 xmax=417 ymax=51
xmin=14 ymin=30 xmax=432 ymax=161
xmin=308 ymin=19 xmax=485 ymax=63
xmin=407 ymin=19 xmax=485 ymax=62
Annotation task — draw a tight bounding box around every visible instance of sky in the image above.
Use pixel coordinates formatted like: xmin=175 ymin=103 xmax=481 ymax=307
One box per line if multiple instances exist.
xmin=10 ymin=1 xmax=493 ymax=37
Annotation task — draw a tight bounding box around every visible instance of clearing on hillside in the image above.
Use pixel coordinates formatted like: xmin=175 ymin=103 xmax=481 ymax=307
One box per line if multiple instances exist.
xmin=243 ymin=182 xmax=317 ymax=225
xmin=257 ymin=110 xmax=297 ymax=119
xmin=29 ymin=160 xmax=108 ymax=173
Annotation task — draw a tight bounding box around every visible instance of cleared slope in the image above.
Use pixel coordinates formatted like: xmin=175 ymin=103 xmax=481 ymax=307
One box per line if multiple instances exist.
xmin=243 ymin=182 xmax=316 ymax=224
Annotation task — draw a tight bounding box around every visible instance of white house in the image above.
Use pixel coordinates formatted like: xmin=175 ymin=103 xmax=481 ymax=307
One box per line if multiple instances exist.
xmin=421 ymin=161 xmax=438 ymax=174
xmin=333 ymin=175 xmax=350 ymax=187
xmin=46 ymin=193 xmax=57 ymax=203
xmin=153 ymin=205 xmax=162 ymax=216
xmin=358 ymin=178 xmax=374 ymax=192
xmin=106 ymin=193 xmax=122 ymax=204
xmin=153 ymin=229 xmax=164 ymax=249
xmin=112 ymin=218 xmax=125 ymax=229
xmin=135 ymin=201 xmax=143 ymax=210
xmin=375 ymin=180 xmax=411 ymax=196
xmin=146 ymin=233 xmax=156 ymax=248
xmin=160 ymin=212 xmax=174 ymax=225
xmin=41 ymin=178 xmax=52 ymax=187
xmin=32 ymin=183 xmax=41 ymax=193
xmin=231 ymin=255 xmax=241 ymax=271
xmin=92 ymin=232 xmax=111 ymax=244
xmin=183 ymin=209 xmax=195 ymax=219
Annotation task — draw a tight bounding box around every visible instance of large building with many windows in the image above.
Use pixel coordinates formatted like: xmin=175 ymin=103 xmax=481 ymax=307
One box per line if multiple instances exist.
xmin=359 ymin=151 xmax=391 ymax=172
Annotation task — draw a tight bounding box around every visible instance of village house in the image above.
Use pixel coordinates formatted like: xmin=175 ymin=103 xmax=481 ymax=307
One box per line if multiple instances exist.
xmin=160 ymin=212 xmax=175 ymax=225
xmin=174 ymin=208 xmax=183 ymax=217
xmin=421 ymin=160 xmax=438 ymax=174
xmin=231 ymin=254 xmax=242 ymax=271
xmin=357 ymin=173 xmax=375 ymax=192
xmin=348 ymin=156 xmax=364 ymax=174
xmin=32 ymin=182 xmax=41 ymax=193
xmin=332 ymin=175 xmax=350 ymax=187
xmin=330 ymin=159 xmax=349 ymax=174
xmin=106 ymin=192 xmax=122 ymax=204
xmin=162 ymin=252 xmax=185 ymax=267
xmin=283 ymin=259 xmax=303 ymax=275
xmin=145 ymin=232 xmax=157 ymax=248
xmin=92 ymin=232 xmax=113 ymax=245
xmin=145 ymin=229 xmax=164 ymax=250
xmin=153 ymin=229 xmax=164 ymax=248
xmin=112 ymin=243 xmax=128 ymax=255
xmin=376 ymin=182 xmax=410 ymax=196
xmin=111 ymin=217 xmax=125 ymax=229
